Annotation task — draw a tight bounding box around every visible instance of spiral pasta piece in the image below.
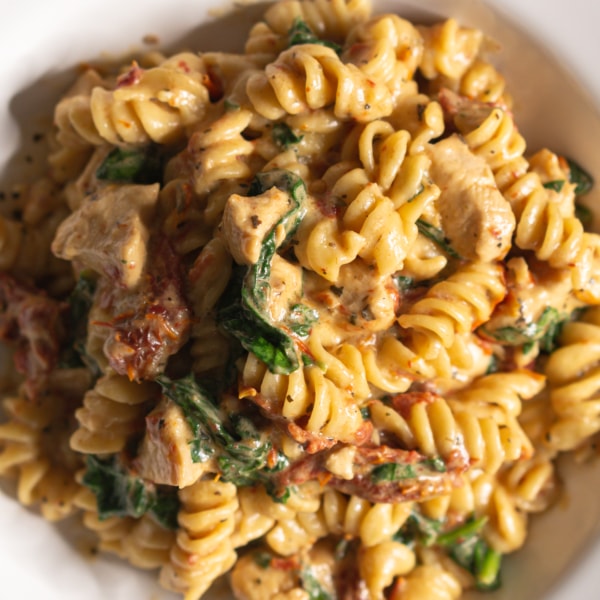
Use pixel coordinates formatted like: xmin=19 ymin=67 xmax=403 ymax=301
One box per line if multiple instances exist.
xmin=0 ymin=372 xmax=89 ymax=521
xmin=371 ymin=390 xmax=531 ymax=474
xmin=0 ymin=409 xmax=81 ymax=521
xmin=359 ymin=540 xmax=416 ymax=600
xmin=261 ymin=0 xmax=372 ymax=43
xmin=342 ymin=119 xmax=442 ymax=205
xmin=0 ymin=178 xmax=71 ymax=285
xmin=160 ymin=479 xmax=239 ymax=600
xmin=231 ymin=486 xmax=278 ymax=550
xmin=343 ymin=13 xmax=423 ymax=98
xmin=459 ymin=59 xmax=509 ymax=105
xmin=3 ymin=2 xmax=600 ymax=599
xmin=261 ymin=483 xmax=327 ymax=555
xmin=390 ymin=93 xmax=445 ymax=155
xmin=340 ymin=179 xmax=425 ymax=277
xmin=321 ymin=488 xmax=413 ymax=547
xmin=53 ymin=68 xmax=114 ymax=149
xmin=391 ymin=564 xmax=463 ymax=600
xmin=483 ymin=480 xmax=528 ymax=554
xmin=240 ymin=352 xmax=365 ymax=444
xmin=188 ymin=108 xmax=257 ymax=197
xmin=398 ymin=262 xmax=506 ymax=362
xmin=121 ymin=514 xmax=176 ymax=570
xmin=69 ymin=53 xmax=211 ymax=146
xmin=70 ymin=372 xmax=158 ymax=455
xmin=418 ymin=18 xmax=483 ymax=82
xmin=452 ymin=101 xmax=526 ymax=177
xmin=544 ymin=310 xmax=600 ymax=451
xmin=499 ymin=446 xmax=558 ymax=514
xmin=295 ymin=160 xmax=435 ymax=280
xmin=572 ymin=230 xmax=600 ymax=305
xmin=447 ymin=369 xmax=546 ymax=420
xmin=246 ymin=43 xmax=393 ymax=122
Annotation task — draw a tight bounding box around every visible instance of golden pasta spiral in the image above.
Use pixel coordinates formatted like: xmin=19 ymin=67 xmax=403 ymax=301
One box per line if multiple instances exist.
xmin=398 ymin=262 xmax=506 ymax=365
xmin=160 ymin=479 xmax=238 ymax=600
xmin=0 ymin=369 xmax=91 ymax=521
xmin=359 ymin=540 xmax=416 ymax=600
xmin=392 ymin=563 xmax=463 ymax=600
xmin=241 ymin=351 xmax=365 ymax=444
xmin=343 ymin=13 xmax=424 ymax=98
xmin=418 ymin=18 xmax=483 ymax=81
xmin=187 ymin=108 xmax=257 ymax=197
xmin=121 ymin=515 xmax=176 ymax=570
xmin=59 ymin=53 xmax=211 ymax=147
xmin=544 ymin=309 xmax=600 ymax=451
xmin=262 ymin=0 xmax=372 ymax=43
xmin=371 ymin=390 xmax=531 ymax=475
xmin=246 ymin=43 xmax=393 ymax=122
xmin=70 ymin=373 xmax=158 ymax=455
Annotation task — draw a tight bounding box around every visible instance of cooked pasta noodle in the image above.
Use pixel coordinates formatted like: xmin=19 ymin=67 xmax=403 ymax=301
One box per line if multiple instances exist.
xmin=1 ymin=1 xmax=599 ymax=599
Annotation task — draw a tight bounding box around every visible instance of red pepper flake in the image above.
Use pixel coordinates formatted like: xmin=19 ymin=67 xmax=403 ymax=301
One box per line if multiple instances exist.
xmin=202 ymin=68 xmax=224 ymax=102
xmin=116 ymin=62 xmax=144 ymax=88
xmin=177 ymin=59 xmax=191 ymax=73
xmin=391 ymin=391 xmax=437 ymax=419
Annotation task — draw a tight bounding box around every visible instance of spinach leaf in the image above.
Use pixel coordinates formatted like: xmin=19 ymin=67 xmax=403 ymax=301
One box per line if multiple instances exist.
xmin=372 ymin=457 xmax=446 ymax=484
xmin=437 ymin=516 xmax=502 ymax=591
xmin=479 ymin=306 xmax=566 ymax=353
xmin=372 ymin=463 xmax=417 ymax=482
xmin=567 ymin=157 xmax=594 ymax=196
xmin=394 ymin=275 xmax=416 ymax=291
xmin=59 ymin=270 xmax=100 ymax=372
xmin=82 ymin=454 xmax=179 ymax=529
xmin=253 ymin=551 xmax=273 ymax=569
xmin=394 ymin=511 xmax=443 ymax=548
xmin=272 ymin=122 xmax=304 ymax=149
xmin=69 ymin=270 xmax=97 ymax=326
xmin=542 ymin=179 xmax=565 ymax=192
xmin=156 ymin=374 xmax=288 ymax=488
xmin=218 ymin=169 xmax=309 ymax=374
xmin=300 ymin=566 xmax=333 ymax=600
xmin=576 ymin=202 xmax=594 ymax=231
xmin=287 ymin=303 xmax=319 ymax=337
xmin=96 ymin=146 xmax=162 ymax=184
xmin=394 ymin=511 xmax=503 ymax=590
xmin=288 ymin=18 xmax=342 ymax=54
xmin=416 ymin=219 xmax=462 ymax=259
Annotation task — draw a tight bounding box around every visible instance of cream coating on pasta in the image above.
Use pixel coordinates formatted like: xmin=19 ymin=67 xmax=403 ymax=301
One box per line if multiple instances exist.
xmin=0 ymin=1 xmax=599 ymax=599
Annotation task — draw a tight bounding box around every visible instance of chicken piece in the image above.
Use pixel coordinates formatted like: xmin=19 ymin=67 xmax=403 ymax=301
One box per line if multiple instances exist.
xmin=220 ymin=186 xmax=294 ymax=265
xmin=52 ymin=183 xmax=159 ymax=288
xmin=426 ymin=135 xmax=515 ymax=261
xmin=97 ymin=236 xmax=192 ymax=381
xmin=134 ymin=396 xmax=214 ymax=488
xmin=303 ymin=258 xmax=400 ymax=334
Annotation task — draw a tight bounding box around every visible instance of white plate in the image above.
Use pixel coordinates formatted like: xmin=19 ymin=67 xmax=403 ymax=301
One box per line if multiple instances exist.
xmin=1 ymin=1 xmax=599 ymax=598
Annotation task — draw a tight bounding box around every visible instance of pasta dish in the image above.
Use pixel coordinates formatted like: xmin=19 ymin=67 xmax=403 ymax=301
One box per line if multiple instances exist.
xmin=0 ymin=0 xmax=599 ymax=598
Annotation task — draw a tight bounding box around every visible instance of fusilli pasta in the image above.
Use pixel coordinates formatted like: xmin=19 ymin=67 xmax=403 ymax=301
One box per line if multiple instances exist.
xmin=1 ymin=1 xmax=599 ymax=599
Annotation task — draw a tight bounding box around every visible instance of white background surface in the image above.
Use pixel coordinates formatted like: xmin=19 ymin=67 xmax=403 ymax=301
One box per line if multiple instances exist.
xmin=1 ymin=0 xmax=600 ymax=598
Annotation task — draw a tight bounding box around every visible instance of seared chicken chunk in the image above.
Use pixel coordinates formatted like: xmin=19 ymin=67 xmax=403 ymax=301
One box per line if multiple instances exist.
xmin=134 ymin=396 xmax=213 ymax=488
xmin=426 ymin=135 xmax=515 ymax=261
xmin=52 ymin=183 xmax=159 ymax=288
xmin=220 ymin=186 xmax=294 ymax=265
